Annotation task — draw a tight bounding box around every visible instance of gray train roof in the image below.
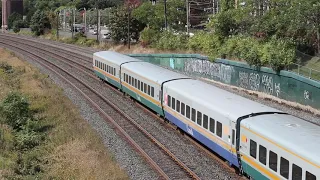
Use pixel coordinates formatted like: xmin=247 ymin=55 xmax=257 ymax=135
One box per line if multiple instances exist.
xmin=164 ymin=79 xmax=281 ymax=120
xmin=242 ymin=114 xmax=320 ymax=167
xmin=122 ymin=62 xmax=190 ymax=84
xmin=93 ymin=51 xmax=141 ymax=65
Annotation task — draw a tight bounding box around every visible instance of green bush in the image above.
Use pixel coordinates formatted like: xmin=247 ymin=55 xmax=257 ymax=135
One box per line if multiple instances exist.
xmin=12 ymin=20 xmax=25 ymax=33
xmin=15 ymin=128 xmax=42 ymax=150
xmin=156 ymin=31 xmax=188 ymax=50
xmin=261 ymin=38 xmax=296 ymax=72
xmin=237 ymin=37 xmax=263 ymax=67
xmin=14 ymin=149 xmax=43 ymax=176
xmin=0 ymin=92 xmax=32 ymax=130
xmin=140 ymin=27 xmax=160 ymax=46
xmin=85 ymin=39 xmax=97 ymax=47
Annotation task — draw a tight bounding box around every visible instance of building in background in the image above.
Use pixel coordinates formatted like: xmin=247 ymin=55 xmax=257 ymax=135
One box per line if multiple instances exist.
xmin=2 ymin=0 xmax=23 ymax=32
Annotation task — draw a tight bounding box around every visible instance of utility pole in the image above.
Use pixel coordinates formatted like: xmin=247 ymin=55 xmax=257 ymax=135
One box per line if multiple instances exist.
xmin=164 ymin=0 xmax=167 ymax=30
xmin=56 ymin=11 xmax=60 ymax=39
xmin=84 ymin=8 xmax=86 ymax=33
xmin=96 ymin=8 xmax=99 ymax=43
xmin=186 ymin=0 xmax=189 ymax=35
xmin=71 ymin=9 xmax=74 ymax=39
xmin=127 ymin=8 xmax=131 ymax=49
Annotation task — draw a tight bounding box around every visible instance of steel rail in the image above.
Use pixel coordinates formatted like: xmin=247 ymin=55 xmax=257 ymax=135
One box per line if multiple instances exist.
xmin=0 ymin=40 xmax=200 ymax=180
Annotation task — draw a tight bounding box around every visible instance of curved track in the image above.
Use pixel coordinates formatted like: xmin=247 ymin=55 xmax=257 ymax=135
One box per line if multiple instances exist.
xmin=0 ymin=35 xmax=201 ymax=180
xmin=0 ymin=33 xmax=244 ymax=180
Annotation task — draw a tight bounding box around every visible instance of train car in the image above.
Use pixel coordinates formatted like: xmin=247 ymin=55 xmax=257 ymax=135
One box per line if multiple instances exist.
xmin=162 ymin=79 xmax=282 ymax=168
xmin=93 ymin=51 xmax=141 ymax=89
xmin=121 ymin=61 xmax=190 ymax=116
xmin=239 ymin=113 xmax=320 ymax=180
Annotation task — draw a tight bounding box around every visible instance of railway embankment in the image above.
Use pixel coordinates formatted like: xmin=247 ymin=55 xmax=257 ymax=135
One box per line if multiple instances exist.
xmin=0 ymin=48 xmax=128 ymax=179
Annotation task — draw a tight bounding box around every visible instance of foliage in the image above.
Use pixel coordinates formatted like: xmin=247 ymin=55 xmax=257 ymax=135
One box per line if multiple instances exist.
xmin=30 ymin=10 xmax=51 ymax=36
xmin=0 ymin=92 xmax=32 ymax=130
xmin=8 ymin=12 xmax=23 ymax=29
xmin=139 ymin=27 xmax=160 ymax=46
xmin=109 ymin=6 xmax=145 ymax=43
xmin=12 ymin=20 xmax=25 ymax=33
xmin=133 ymin=0 xmax=186 ymax=31
xmin=156 ymin=31 xmax=188 ymax=50
xmin=188 ymin=31 xmax=222 ymax=57
xmin=261 ymin=38 xmax=296 ymax=72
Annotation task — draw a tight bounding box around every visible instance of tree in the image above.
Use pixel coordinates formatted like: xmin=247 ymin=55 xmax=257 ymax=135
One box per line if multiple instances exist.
xmin=133 ymin=0 xmax=186 ymax=31
xmin=30 ymin=10 xmax=51 ymax=36
xmin=110 ymin=4 xmax=145 ymax=43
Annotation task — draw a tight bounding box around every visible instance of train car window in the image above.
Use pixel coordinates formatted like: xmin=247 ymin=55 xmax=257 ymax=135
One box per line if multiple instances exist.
xmin=151 ymin=87 xmax=154 ymax=97
xmin=203 ymin=114 xmax=208 ymax=129
xmin=197 ymin=111 xmax=202 ymax=126
xmin=186 ymin=105 xmax=190 ymax=119
xmin=280 ymin=157 xmax=289 ymax=179
xmin=269 ymin=151 xmax=278 ymax=172
xmin=148 ymin=85 xmax=151 ymax=95
xmin=106 ymin=65 xmax=108 ymax=72
xmin=131 ymin=77 xmax=133 ymax=86
xmin=209 ymin=118 xmax=215 ymax=133
xmin=216 ymin=121 xmax=222 ymax=138
xmin=250 ymin=140 xmax=257 ymax=159
xmin=144 ymin=83 xmax=147 ymax=93
xmin=135 ymin=79 xmax=137 ymax=88
xmin=172 ymin=97 xmax=176 ymax=110
xmin=126 ymin=74 xmax=129 ymax=83
xmin=259 ymin=145 xmax=267 ymax=165
xmin=232 ymin=129 xmax=235 ymax=145
xmin=292 ymin=164 xmax=302 ymax=180
xmin=129 ymin=76 xmax=131 ymax=85
xmin=168 ymin=95 xmax=171 ymax=107
xmin=111 ymin=67 xmax=113 ymax=75
xmin=306 ymin=171 xmax=316 ymax=180
xmin=105 ymin=64 xmax=107 ymax=71
xmin=114 ymin=68 xmax=116 ymax=75
xmin=191 ymin=108 xmax=196 ymax=122
xmin=176 ymin=100 xmax=180 ymax=113
xmin=181 ymin=103 xmax=185 ymax=116
xmin=138 ymin=80 xmax=141 ymax=90
xmin=98 ymin=61 xmax=100 ymax=68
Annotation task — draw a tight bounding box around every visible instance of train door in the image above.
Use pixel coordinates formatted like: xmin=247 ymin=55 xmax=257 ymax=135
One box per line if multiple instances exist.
xmin=229 ymin=120 xmax=238 ymax=166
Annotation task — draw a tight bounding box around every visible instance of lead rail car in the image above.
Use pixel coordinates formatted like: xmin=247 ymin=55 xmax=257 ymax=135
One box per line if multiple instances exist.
xmin=93 ymin=51 xmax=320 ymax=180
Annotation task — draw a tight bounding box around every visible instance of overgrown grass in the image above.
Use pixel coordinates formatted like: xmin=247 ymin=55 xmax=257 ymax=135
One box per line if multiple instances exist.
xmin=0 ymin=48 xmax=128 ymax=179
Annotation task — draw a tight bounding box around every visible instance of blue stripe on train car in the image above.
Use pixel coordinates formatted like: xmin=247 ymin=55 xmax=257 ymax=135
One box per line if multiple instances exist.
xmin=164 ymin=111 xmax=239 ymax=167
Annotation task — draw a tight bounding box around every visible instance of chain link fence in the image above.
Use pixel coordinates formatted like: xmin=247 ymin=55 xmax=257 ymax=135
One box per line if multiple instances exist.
xmin=287 ymin=63 xmax=320 ymax=81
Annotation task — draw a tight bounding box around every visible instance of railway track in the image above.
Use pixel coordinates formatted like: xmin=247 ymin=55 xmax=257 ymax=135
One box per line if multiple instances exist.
xmin=0 ymin=37 xmax=201 ymax=180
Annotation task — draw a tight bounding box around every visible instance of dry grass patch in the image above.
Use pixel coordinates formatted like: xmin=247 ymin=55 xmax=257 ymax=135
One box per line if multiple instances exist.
xmin=0 ymin=48 xmax=128 ymax=179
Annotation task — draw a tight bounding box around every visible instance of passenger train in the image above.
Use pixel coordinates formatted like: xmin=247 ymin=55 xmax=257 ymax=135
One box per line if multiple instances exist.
xmin=93 ymin=51 xmax=320 ymax=180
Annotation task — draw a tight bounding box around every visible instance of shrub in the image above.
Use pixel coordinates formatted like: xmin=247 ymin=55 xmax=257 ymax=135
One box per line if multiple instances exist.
xmin=237 ymin=37 xmax=263 ymax=67
xmin=0 ymin=92 xmax=32 ymax=130
xmin=261 ymin=38 xmax=296 ymax=72
xmin=12 ymin=20 xmax=25 ymax=33
xmin=139 ymin=27 xmax=160 ymax=46
xmin=156 ymin=31 xmax=188 ymax=50
xmin=15 ymin=128 xmax=42 ymax=150
xmin=85 ymin=39 xmax=97 ymax=47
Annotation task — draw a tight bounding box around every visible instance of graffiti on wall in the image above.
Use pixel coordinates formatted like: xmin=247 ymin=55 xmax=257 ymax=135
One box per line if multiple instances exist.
xmin=238 ymin=71 xmax=281 ymax=97
xmin=184 ymin=60 xmax=234 ymax=84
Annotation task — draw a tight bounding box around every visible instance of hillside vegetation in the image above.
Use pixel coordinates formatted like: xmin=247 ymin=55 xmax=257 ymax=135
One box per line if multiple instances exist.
xmin=0 ymin=48 xmax=128 ymax=179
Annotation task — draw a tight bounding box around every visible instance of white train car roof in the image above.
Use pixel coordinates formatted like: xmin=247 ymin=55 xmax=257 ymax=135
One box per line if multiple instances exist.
xmin=242 ymin=114 xmax=320 ymax=168
xmin=93 ymin=51 xmax=141 ymax=65
xmin=122 ymin=62 xmax=190 ymax=84
xmin=163 ymin=79 xmax=281 ymax=120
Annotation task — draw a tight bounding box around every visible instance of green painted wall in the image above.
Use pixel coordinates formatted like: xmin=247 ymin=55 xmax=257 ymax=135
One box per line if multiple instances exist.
xmin=128 ymin=54 xmax=320 ymax=109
